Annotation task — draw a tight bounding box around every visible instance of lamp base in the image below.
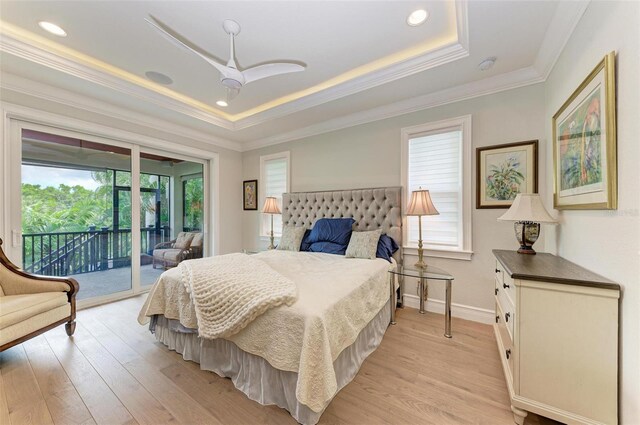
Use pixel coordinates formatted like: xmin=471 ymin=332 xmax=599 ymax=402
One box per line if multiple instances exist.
xmin=414 ymin=247 xmax=427 ymax=269
xmin=517 ymin=246 xmax=537 ymax=255
xmin=514 ymin=222 xmax=540 ymax=255
xmin=268 ymin=231 xmax=276 ymax=250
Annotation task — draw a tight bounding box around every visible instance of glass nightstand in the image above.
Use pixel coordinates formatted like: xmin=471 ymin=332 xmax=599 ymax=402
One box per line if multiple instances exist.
xmin=389 ymin=265 xmax=455 ymax=338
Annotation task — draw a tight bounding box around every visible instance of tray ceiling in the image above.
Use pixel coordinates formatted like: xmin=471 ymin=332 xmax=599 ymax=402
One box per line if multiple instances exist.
xmin=0 ymin=1 xmax=585 ymax=149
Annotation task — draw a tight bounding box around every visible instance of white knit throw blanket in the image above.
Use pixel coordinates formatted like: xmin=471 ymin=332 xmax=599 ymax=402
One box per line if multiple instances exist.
xmin=178 ymin=253 xmax=297 ymax=339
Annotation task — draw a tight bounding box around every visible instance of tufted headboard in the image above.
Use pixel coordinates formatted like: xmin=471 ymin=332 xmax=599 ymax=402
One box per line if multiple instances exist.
xmin=282 ymin=187 xmax=403 ymax=262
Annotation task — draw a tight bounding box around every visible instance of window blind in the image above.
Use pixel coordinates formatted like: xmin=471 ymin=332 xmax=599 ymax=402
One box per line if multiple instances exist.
xmin=262 ymin=157 xmax=288 ymax=236
xmin=407 ymin=130 xmax=462 ymax=249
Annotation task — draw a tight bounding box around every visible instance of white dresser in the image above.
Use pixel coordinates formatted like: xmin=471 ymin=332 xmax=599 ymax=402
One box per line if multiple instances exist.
xmin=493 ymin=250 xmax=620 ymax=425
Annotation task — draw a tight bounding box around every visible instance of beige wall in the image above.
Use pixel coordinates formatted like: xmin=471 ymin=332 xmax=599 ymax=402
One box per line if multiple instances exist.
xmin=543 ymin=2 xmax=640 ymax=422
xmin=242 ymin=84 xmax=546 ymax=314
xmin=0 ymin=88 xmax=244 ymax=255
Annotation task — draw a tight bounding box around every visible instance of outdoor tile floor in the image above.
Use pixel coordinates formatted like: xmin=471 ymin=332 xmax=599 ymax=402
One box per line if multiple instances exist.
xmin=71 ymin=264 xmax=164 ymax=300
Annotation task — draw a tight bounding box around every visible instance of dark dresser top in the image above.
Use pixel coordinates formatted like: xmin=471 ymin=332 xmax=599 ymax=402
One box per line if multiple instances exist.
xmin=493 ymin=249 xmax=620 ymax=290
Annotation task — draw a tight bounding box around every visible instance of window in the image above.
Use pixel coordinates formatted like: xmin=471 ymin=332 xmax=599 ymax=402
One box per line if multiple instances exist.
xmin=260 ymin=152 xmax=290 ymax=237
xmin=401 ymin=116 xmax=472 ymax=260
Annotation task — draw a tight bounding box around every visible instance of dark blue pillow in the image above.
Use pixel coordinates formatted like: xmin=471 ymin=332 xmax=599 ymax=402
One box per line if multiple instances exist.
xmin=299 ymin=229 xmax=312 ymax=251
xmin=376 ymin=234 xmax=399 ymax=262
xmin=309 ymin=241 xmax=347 ymax=255
xmin=308 ymin=218 xmax=355 ymax=246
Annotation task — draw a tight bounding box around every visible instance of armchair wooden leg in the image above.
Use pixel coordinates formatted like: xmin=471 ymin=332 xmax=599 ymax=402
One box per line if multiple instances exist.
xmin=65 ymin=320 xmax=76 ymax=336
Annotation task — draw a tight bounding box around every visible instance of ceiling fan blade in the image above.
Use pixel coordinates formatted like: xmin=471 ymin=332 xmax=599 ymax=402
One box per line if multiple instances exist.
xmin=242 ymin=63 xmax=305 ymax=84
xmin=145 ymin=15 xmax=234 ymax=77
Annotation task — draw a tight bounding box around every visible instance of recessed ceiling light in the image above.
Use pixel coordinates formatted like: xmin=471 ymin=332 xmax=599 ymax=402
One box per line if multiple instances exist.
xmin=478 ymin=57 xmax=497 ymax=71
xmin=407 ymin=9 xmax=428 ymax=26
xmin=145 ymin=71 xmax=173 ymax=85
xmin=38 ymin=21 xmax=67 ymax=37
xmin=216 ymin=100 xmax=228 ymax=107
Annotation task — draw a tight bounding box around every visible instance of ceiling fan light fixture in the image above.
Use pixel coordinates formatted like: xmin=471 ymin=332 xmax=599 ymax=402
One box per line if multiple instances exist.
xmin=38 ymin=21 xmax=67 ymax=37
xmin=216 ymin=100 xmax=228 ymax=107
xmin=407 ymin=9 xmax=428 ymax=27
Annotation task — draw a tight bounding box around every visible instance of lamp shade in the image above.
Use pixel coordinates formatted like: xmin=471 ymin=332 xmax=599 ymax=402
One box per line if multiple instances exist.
xmin=498 ymin=193 xmax=557 ymax=223
xmin=407 ymin=189 xmax=439 ymax=216
xmin=262 ymin=197 xmax=281 ymax=214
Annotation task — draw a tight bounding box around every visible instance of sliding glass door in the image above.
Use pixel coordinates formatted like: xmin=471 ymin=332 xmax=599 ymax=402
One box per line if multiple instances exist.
xmin=139 ymin=150 xmax=204 ymax=287
xmin=20 ymin=129 xmax=133 ymax=300
xmin=5 ymin=121 xmax=212 ymax=306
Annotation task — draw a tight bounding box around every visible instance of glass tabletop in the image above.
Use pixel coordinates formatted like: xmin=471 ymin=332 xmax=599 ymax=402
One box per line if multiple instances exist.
xmin=389 ymin=264 xmax=454 ymax=280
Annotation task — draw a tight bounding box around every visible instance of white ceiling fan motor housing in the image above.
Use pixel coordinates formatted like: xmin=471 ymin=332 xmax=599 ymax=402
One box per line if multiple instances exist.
xmin=221 ymin=78 xmax=242 ymax=89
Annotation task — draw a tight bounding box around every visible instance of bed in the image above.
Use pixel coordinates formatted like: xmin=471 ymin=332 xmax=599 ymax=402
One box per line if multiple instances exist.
xmin=138 ymin=187 xmax=403 ymax=424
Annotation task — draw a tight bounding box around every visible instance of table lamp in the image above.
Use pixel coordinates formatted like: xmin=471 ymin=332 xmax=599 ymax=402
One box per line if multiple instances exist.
xmin=498 ymin=193 xmax=557 ymax=254
xmin=262 ymin=197 xmax=281 ymax=249
xmin=407 ymin=188 xmax=439 ymax=268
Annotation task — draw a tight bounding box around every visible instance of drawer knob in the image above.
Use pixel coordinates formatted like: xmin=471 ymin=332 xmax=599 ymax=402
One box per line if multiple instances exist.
xmin=495 ymin=268 xmax=501 ymax=273
xmin=503 ymin=283 xmax=510 ymax=289
xmin=495 ymin=287 xmax=499 ymax=295
xmin=495 ymin=315 xmax=500 ymax=323
xmin=505 ymin=312 xmax=510 ymax=322
xmin=506 ymin=349 xmax=511 ymax=360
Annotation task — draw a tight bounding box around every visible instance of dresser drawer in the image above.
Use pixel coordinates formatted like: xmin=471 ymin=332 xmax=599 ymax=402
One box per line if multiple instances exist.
xmin=495 ymin=258 xmax=515 ymax=303
xmin=495 ymin=300 xmax=514 ymax=382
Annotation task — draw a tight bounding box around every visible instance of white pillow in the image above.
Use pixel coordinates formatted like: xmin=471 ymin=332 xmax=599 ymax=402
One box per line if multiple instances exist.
xmin=277 ymin=226 xmax=307 ymax=252
xmin=345 ymin=229 xmax=382 ymax=259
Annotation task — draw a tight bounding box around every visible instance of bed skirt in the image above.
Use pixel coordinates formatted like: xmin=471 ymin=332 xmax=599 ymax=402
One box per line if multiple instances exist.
xmin=151 ymin=304 xmax=390 ymax=425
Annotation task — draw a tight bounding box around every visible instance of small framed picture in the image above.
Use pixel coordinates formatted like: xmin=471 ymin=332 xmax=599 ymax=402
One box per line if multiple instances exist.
xmin=476 ymin=140 xmax=538 ymax=209
xmin=553 ymin=52 xmax=617 ymax=210
xmin=243 ymin=180 xmax=258 ymax=210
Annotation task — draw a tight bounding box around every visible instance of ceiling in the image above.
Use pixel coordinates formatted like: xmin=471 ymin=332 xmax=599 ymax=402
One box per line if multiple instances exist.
xmin=0 ymin=1 xmax=587 ymax=150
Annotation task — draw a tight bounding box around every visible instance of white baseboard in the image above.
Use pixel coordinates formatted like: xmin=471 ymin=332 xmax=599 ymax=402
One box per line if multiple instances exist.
xmin=402 ymin=294 xmax=495 ymax=324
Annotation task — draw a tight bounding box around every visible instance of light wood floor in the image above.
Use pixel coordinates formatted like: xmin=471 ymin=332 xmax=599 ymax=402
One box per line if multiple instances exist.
xmin=0 ymin=295 xmax=559 ymax=425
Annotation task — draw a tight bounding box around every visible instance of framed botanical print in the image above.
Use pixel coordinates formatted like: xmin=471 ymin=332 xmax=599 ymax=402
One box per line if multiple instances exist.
xmin=476 ymin=140 xmax=538 ymax=209
xmin=243 ymin=180 xmax=258 ymax=210
xmin=553 ymin=51 xmax=617 ymax=210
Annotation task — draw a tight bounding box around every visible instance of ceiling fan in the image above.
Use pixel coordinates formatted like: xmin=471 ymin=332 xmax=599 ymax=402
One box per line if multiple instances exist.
xmin=145 ymin=15 xmax=306 ymax=102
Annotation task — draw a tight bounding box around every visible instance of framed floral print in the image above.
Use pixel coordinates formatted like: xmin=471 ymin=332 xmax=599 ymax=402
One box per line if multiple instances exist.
xmin=553 ymin=51 xmax=617 ymax=210
xmin=243 ymin=180 xmax=258 ymax=210
xmin=476 ymin=140 xmax=538 ymax=209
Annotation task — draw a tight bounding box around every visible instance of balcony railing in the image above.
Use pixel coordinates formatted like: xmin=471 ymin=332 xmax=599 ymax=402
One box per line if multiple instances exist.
xmin=22 ymin=226 xmax=170 ymax=277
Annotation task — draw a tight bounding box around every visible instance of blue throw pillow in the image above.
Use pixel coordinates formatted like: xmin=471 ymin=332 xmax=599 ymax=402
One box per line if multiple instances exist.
xmin=299 ymin=229 xmax=312 ymax=251
xmin=309 ymin=241 xmax=347 ymax=255
xmin=376 ymin=234 xmax=399 ymax=262
xmin=308 ymin=218 xmax=355 ymax=246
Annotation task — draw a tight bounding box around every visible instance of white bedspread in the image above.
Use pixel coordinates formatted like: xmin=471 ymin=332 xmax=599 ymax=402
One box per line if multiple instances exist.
xmin=138 ymin=250 xmax=395 ymax=413
xmin=178 ymin=253 xmax=297 ymax=339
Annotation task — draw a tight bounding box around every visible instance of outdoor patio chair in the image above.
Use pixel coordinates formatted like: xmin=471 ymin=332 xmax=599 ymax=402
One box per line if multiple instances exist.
xmin=152 ymin=232 xmax=195 ymax=269
xmin=0 ymin=238 xmax=78 ymax=352
xmin=188 ymin=232 xmax=204 ymax=259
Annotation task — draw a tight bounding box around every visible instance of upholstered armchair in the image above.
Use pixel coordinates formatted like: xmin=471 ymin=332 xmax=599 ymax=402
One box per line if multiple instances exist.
xmin=0 ymin=238 xmax=78 ymax=352
xmin=152 ymin=232 xmax=196 ymax=269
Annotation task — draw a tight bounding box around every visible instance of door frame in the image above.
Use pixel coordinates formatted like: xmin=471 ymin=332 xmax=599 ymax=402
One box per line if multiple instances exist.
xmin=1 ymin=102 xmax=220 ymax=309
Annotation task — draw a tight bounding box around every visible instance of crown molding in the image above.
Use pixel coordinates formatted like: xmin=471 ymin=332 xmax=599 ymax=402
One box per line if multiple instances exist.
xmin=242 ymin=66 xmax=544 ymax=151
xmin=533 ymin=0 xmax=590 ymax=79
xmin=0 ymin=73 xmax=243 ymax=152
